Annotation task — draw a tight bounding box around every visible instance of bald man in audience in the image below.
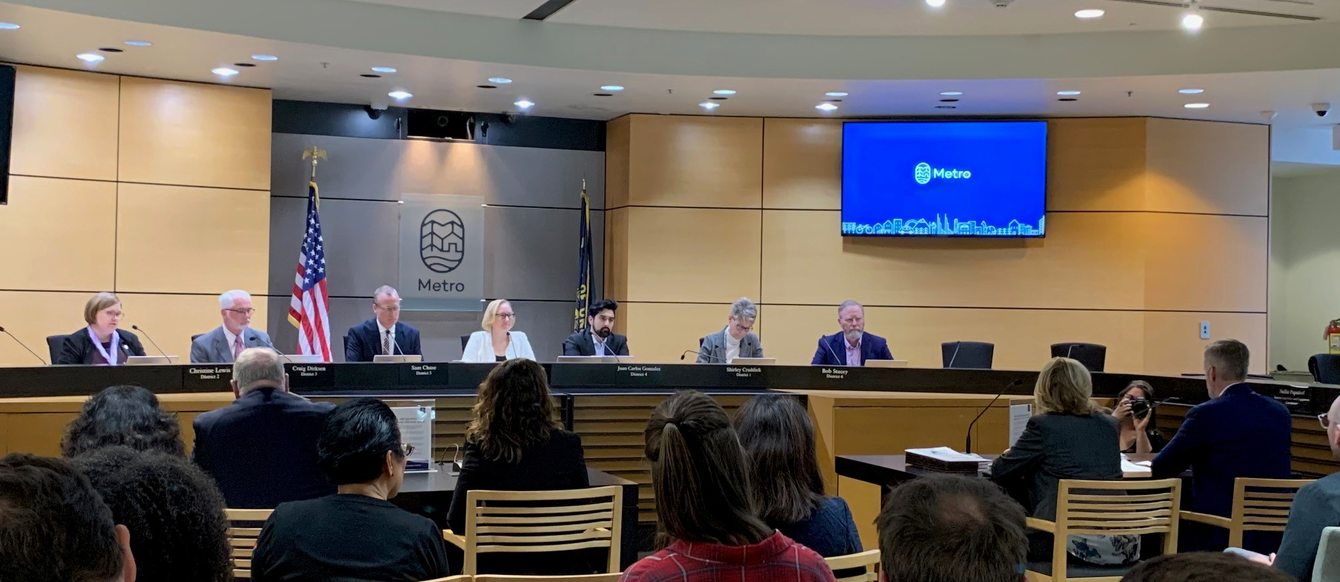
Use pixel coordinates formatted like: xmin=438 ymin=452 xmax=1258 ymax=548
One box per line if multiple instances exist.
xmin=192 ymin=348 xmax=334 ymax=508
xmin=1265 ymin=394 xmax=1340 ymax=581
xmin=0 ymin=453 xmax=136 ymax=582
xmin=191 ymin=290 xmax=274 ymax=364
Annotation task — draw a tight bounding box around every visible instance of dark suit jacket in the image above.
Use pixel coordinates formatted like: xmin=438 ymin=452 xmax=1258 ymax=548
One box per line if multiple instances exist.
xmin=55 ymin=328 xmax=147 ymax=365
xmin=344 ymin=319 xmax=422 ymax=362
xmin=810 ymin=331 xmax=893 ymax=366
xmin=193 ymin=387 xmax=336 ymax=509
xmin=561 ymin=330 xmax=629 ymax=357
xmin=990 ymin=412 xmax=1122 ymax=520
xmin=1152 ymin=383 xmax=1293 ymax=518
xmin=447 ymin=430 xmax=591 ymax=575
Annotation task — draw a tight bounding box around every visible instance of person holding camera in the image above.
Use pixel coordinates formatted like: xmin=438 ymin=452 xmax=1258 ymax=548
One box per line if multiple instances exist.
xmin=1111 ymin=380 xmax=1166 ymax=454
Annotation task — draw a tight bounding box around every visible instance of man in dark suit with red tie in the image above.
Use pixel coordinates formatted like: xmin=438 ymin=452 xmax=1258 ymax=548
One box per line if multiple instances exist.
xmin=344 ymin=285 xmax=422 ymax=362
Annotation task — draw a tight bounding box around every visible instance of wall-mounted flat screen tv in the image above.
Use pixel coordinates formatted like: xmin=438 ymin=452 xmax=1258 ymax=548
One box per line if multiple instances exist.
xmin=841 ymin=120 xmax=1047 ymax=237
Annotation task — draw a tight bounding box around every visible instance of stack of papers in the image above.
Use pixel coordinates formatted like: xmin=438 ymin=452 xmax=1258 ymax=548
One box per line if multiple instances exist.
xmin=1120 ymin=454 xmax=1152 ymax=477
xmin=906 ymin=447 xmax=991 ymax=469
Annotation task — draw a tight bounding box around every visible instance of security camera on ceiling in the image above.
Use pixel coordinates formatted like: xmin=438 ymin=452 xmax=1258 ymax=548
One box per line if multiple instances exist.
xmin=1312 ymin=102 xmax=1331 ymax=118
xmin=990 ymin=0 xmax=1014 ymax=6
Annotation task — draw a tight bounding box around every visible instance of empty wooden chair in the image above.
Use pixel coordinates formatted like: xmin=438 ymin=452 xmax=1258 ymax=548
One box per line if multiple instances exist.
xmin=825 ymin=548 xmax=881 ymax=582
xmin=443 ymin=486 xmax=623 ymax=576
xmin=1025 ymin=478 xmax=1182 ymax=581
xmin=1180 ymin=476 xmax=1315 ymax=548
xmin=224 ymin=508 xmax=273 ymax=580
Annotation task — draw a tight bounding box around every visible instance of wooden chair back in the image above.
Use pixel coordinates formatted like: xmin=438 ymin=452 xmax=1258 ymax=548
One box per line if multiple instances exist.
xmin=1227 ymin=477 xmax=1315 ymax=547
xmin=1028 ymin=478 xmax=1182 ymax=581
xmin=825 ymin=548 xmax=880 ymax=582
xmin=224 ymin=508 xmax=273 ymax=580
xmin=461 ymin=485 xmax=623 ymax=576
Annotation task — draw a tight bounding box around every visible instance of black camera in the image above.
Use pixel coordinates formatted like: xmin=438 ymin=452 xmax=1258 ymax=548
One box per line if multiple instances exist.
xmin=1130 ymin=398 xmax=1153 ymax=419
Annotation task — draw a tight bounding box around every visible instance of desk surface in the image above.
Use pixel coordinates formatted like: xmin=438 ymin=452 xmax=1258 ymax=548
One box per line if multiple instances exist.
xmin=837 ymin=453 xmax=1157 ymax=487
xmin=399 ymin=465 xmax=636 ymax=494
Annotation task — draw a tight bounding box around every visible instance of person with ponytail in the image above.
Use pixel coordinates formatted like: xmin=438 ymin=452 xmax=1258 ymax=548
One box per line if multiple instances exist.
xmin=621 ymin=390 xmax=835 ymax=582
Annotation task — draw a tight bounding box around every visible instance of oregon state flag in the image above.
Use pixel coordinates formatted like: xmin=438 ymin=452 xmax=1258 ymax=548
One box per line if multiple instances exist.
xmin=572 ymin=182 xmax=593 ymax=332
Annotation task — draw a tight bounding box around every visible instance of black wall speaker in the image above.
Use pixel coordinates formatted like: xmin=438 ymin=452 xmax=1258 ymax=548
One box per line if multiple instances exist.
xmin=406 ymin=109 xmax=474 ymax=140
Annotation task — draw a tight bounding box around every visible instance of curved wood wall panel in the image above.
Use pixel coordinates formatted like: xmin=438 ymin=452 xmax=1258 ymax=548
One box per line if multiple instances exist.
xmin=9 ymin=66 xmax=119 ymax=181
xmin=0 ymin=291 xmax=103 ymax=366
xmin=0 ymin=177 xmax=116 ymax=291
xmin=762 ymin=118 xmax=841 ymax=210
xmin=619 ymin=207 xmax=761 ymax=303
xmin=118 ymin=77 xmax=271 ymax=190
xmin=626 ymin=115 xmax=762 ymax=208
xmin=117 ymin=293 xmax=269 ymax=362
xmin=1144 ymin=118 xmax=1269 ymax=216
xmin=1141 ymin=214 xmax=1268 ymax=312
xmin=1045 ymin=118 xmax=1149 ymax=212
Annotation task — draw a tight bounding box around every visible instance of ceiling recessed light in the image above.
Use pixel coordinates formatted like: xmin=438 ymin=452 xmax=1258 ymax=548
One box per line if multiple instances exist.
xmin=593 ymin=93 xmax=614 ymax=97
xmin=940 ymin=98 xmax=959 ymax=103
xmin=1181 ymin=12 xmax=1204 ymax=31
xmin=816 ymin=102 xmax=839 ymax=112
xmin=940 ymin=91 xmax=963 ymax=96
xmin=825 ymin=91 xmax=849 ymax=97
xmin=514 ymin=99 xmax=534 ymax=109
xmin=600 ymin=85 xmax=625 ymax=92
xmin=1075 ymin=9 xmax=1105 ymax=19
xmin=251 ymin=54 xmax=278 ymax=62
xmin=1058 ymin=98 xmax=1079 ymax=102
xmin=98 ymin=47 xmax=124 ymax=53
xmin=1057 ymin=90 xmax=1082 ymax=96
xmin=123 ymin=40 xmax=152 ymax=47
xmin=362 ymin=74 xmax=382 ymax=78
xmin=388 ymin=90 xmax=413 ymax=100
xmin=489 ymin=77 xmax=513 ymax=85
xmin=476 ymin=84 xmax=497 ymax=89
xmin=1178 ymin=88 xmax=1205 ymax=95
xmin=371 ymin=66 xmax=397 ymax=74
xmin=713 ymin=89 xmax=737 ymax=96
xmin=233 ymin=62 xmax=257 ymax=68
xmin=935 ymin=105 xmax=957 ymax=109
xmin=76 ymin=53 xmax=104 ymax=64
xmin=212 ymin=67 xmax=239 ymax=77
xmin=926 ymin=0 xmax=946 ymax=7
xmin=0 ymin=22 xmax=20 ymax=30
xmin=1184 ymin=102 xmax=1210 ymax=109
xmin=699 ymin=101 xmax=720 ymax=110
xmin=709 ymin=96 xmax=729 ymax=101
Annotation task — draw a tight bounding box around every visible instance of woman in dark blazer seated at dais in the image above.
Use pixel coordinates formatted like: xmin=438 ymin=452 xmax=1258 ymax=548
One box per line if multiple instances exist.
xmin=447 ymin=358 xmax=591 ymax=575
xmin=55 ymin=292 xmax=146 ymax=366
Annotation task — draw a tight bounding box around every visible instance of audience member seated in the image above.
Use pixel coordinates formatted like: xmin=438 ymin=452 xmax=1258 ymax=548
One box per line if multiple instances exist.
xmin=54 ymin=291 xmax=147 ymax=365
xmin=991 ymin=357 xmax=1138 ymax=566
xmin=460 ymin=298 xmax=536 ymax=362
xmin=1110 ymin=380 xmax=1167 ymax=454
xmin=447 ymin=358 xmax=592 ymax=574
xmin=60 ymin=384 xmax=185 ymax=458
xmin=876 ymin=474 xmax=1027 ymax=582
xmin=1256 ymin=394 xmax=1340 ymax=581
xmin=193 ymin=347 xmax=335 ymax=508
xmin=733 ymin=394 xmax=861 ymax=558
xmin=72 ymin=446 xmax=232 ymax=582
xmin=252 ymin=398 xmax=450 ymax=581
xmin=1152 ymin=339 xmax=1292 ymax=552
xmin=0 ymin=453 xmax=135 ymax=582
xmin=621 ymin=390 xmax=835 ymax=582
xmin=1118 ymin=552 xmax=1293 ymax=582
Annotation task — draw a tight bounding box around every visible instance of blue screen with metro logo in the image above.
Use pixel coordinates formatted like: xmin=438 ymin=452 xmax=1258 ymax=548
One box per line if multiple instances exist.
xmin=841 ymin=121 xmax=1047 ymax=237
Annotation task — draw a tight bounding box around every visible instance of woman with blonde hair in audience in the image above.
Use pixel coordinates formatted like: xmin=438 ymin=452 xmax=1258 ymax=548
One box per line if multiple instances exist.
xmin=991 ymin=357 xmax=1137 ymax=567
xmin=55 ymin=292 xmax=147 ymax=365
xmin=461 ymin=298 xmax=536 ymax=362
xmin=622 ymin=390 xmax=834 ymax=582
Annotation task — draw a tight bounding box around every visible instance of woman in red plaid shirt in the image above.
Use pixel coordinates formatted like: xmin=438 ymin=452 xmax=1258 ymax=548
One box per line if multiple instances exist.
xmin=620 ymin=391 xmax=836 ymax=582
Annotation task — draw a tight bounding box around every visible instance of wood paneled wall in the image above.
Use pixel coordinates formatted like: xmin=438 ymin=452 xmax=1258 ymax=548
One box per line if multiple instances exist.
xmin=0 ymin=66 xmax=272 ymax=365
xmin=604 ymin=115 xmax=1269 ymax=374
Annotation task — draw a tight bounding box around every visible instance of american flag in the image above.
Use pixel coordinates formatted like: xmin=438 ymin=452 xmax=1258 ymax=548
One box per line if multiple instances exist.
xmin=287 ymin=180 xmax=332 ymax=361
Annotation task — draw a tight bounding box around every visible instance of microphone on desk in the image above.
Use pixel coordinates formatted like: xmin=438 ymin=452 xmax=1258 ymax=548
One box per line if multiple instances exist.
xmin=1064 ymin=344 xmax=1076 ymax=360
xmin=0 ymin=326 xmax=49 ymax=365
xmin=681 ymin=348 xmax=721 ymax=363
xmin=679 ymin=349 xmax=696 ymax=361
xmin=392 ymin=335 xmax=407 ymax=357
xmin=964 ymin=378 xmax=1024 ymax=454
xmin=825 ymin=338 xmax=843 ymax=366
xmin=130 ymin=325 xmax=168 ymax=358
xmin=945 ymin=342 xmax=962 ymax=369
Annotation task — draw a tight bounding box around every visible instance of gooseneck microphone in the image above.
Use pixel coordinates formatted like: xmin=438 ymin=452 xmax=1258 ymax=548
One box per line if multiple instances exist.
xmin=825 ymin=337 xmax=844 ymax=365
xmin=679 ymin=349 xmax=696 ymax=361
xmin=945 ymin=342 xmax=962 ymax=369
xmin=965 ymin=378 xmax=1024 ymax=454
xmin=130 ymin=324 xmax=168 ymax=358
xmin=0 ymin=326 xmax=49 ymax=365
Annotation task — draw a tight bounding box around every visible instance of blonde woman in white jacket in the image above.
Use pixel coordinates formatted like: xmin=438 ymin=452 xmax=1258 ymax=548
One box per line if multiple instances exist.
xmin=461 ymin=299 xmax=536 ymax=362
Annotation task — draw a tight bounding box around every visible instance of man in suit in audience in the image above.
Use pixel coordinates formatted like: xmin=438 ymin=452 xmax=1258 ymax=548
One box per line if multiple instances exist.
xmin=190 ymin=289 xmax=274 ymax=364
xmin=811 ymin=299 xmax=894 ymax=366
xmin=192 ymin=347 xmax=335 ymax=508
xmin=696 ymin=297 xmax=764 ymax=364
xmin=0 ymin=453 xmax=136 ymax=582
xmin=344 ymin=285 xmax=422 ymax=362
xmin=1152 ymin=339 xmax=1292 ymax=551
xmin=1266 ymin=394 xmax=1340 ymax=581
xmin=877 ymin=474 xmax=1027 ymax=582
xmin=562 ymin=299 xmax=629 ymax=357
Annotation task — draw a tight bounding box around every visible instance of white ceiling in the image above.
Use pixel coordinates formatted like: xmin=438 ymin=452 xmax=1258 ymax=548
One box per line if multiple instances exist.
xmin=348 ymin=0 xmax=1335 ymax=36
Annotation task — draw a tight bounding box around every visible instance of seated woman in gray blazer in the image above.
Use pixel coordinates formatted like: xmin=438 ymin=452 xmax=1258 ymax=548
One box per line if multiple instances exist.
xmin=990 ymin=357 xmax=1136 ymax=567
xmin=696 ymin=297 xmax=764 ymax=364
xmin=461 ymin=299 xmax=536 ymax=362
